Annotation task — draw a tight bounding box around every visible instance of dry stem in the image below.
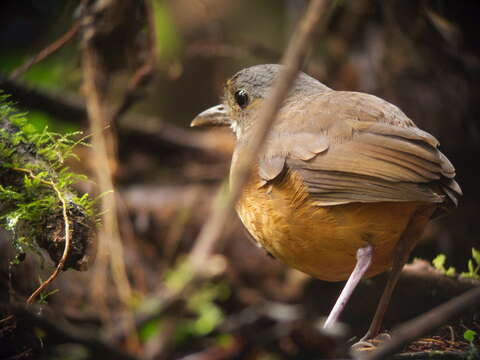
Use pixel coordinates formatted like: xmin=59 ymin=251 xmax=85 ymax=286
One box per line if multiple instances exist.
xmin=9 ymin=21 xmax=81 ymax=81
xmin=11 ymin=167 xmax=71 ymax=305
xmin=80 ymin=0 xmax=156 ymax=351
xmin=188 ymin=0 xmax=330 ymax=270
xmin=107 ymin=1 xmax=331 ymax=344
xmin=365 ymin=285 xmax=480 ymax=360
xmin=81 ymin=45 xmax=133 ymax=307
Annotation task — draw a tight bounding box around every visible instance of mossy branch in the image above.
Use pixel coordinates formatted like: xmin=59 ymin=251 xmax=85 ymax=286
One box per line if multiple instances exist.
xmin=0 ymin=93 xmax=97 ymax=302
xmin=11 ymin=167 xmax=71 ymax=304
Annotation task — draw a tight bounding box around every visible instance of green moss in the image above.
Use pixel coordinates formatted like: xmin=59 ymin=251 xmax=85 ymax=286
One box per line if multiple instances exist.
xmin=432 ymin=248 xmax=480 ymax=280
xmin=459 ymin=248 xmax=480 ymax=280
xmin=0 ymin=92 xmax=96 ymax=270
xmin=432 ymin=254 xmax=456 ymax=277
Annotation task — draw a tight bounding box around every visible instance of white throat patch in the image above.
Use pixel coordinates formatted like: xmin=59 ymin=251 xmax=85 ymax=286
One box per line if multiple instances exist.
xmin=230 ymin=120 xmax=241 ymax=139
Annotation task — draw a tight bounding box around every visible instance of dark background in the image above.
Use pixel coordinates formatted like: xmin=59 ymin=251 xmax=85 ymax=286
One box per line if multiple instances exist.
xmin=0 ymin=1 xmax=479 ymax=359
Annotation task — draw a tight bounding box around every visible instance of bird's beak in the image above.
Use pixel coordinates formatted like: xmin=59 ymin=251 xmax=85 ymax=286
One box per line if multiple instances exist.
xmin=190 ymin=104 xmax=230 ymax=127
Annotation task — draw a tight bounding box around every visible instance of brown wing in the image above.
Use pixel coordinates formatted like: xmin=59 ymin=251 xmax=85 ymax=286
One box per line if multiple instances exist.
xmin=258 ymin=91 xmax=461 ymax=207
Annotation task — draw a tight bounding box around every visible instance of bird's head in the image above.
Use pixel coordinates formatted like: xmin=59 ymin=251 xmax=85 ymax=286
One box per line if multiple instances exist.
xmin=190 ymin=64 xmax=330 ymax=140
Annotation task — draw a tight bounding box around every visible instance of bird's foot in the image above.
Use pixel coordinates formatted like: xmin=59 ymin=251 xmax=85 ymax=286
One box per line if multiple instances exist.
xmin=350 ymin=333 xmax=391 ymax=358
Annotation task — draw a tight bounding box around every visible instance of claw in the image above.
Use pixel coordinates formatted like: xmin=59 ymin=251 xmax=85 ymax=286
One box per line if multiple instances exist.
xmin=350 ymin=333 xmax=392 ymax=358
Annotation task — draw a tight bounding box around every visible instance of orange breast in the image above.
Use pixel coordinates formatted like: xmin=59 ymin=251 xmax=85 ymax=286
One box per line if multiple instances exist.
xmin=236 ymin=170 xmax=433 ymax=282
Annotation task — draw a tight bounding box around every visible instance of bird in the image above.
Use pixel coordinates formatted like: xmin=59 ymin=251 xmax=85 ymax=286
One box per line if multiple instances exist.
xmin=191 ymin=64 xmax=461 ymax=347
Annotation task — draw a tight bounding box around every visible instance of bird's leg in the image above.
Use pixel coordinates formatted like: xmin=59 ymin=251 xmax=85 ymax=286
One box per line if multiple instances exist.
xmin=359 ymin=206 xmax=434 ymax=342
xmin=358 ymin=244 xmax=408 ymax=342
xmin=324 ymin=244 xmax=373 ymax=329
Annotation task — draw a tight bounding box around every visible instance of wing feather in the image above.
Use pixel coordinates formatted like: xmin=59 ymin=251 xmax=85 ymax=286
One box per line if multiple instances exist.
xmin=257 ymin=91 xmax=461 ymax=207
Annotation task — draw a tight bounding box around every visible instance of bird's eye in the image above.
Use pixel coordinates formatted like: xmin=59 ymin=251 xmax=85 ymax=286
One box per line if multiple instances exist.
xmin=234 ymin=89 xmax=249 ymax=109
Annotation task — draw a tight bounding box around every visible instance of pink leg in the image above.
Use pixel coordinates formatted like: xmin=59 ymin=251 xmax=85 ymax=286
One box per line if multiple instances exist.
xmin=358 ymin=205 xmax=435 ymax=342
xmin=324 ymin=245 xmax=373 ymax=329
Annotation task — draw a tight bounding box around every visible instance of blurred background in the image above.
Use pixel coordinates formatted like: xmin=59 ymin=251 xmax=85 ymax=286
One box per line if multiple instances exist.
xmin=0 ymin=0 xmax=479 ymax=359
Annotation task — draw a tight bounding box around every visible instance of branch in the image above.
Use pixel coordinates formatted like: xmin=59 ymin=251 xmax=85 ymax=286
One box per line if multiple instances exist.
xmin=81 ymin=0 xmax=133 ymax=306
xmin=0 ymin=117 xmax=95 ymax=273
xmin=0 ymin=76 xmax=86 ymax=122
xmin=188 ymin=0 xmax=331 ymax=269
xmin=0 ymin=76 xmax=222 ymax=154
xmin=365 ymin=285 xmax=480 ymax=360
xmin=106 ymin=0 xmax=332 ymax=348
xmin=9 ymin=21 xmax=82 ymax=80
xmin=393 ymin=351 xmax=475 ymax=360
xmin=11 ymin=167 xmax=72 ymax=305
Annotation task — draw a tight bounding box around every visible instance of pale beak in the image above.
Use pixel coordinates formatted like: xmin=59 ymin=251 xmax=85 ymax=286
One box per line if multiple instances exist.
xmin=190 ymin=104 xmax=230 ymax=127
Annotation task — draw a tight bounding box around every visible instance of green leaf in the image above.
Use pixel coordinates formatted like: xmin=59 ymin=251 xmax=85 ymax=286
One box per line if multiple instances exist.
xmin=464 ymin=329 xmax=477 ymax=343
xmin=445 ymin=267 xmax=456 ymax=277
xmin=216 ymin=333 xmax=234 ymax=348
xmin=432 ymin=254 xmax=446 ymax=271
xmin=164 ymin=258 xmax=194 ymax=291
xmin=468 ymin=259 xmax=475 ymax=274
xmin=139 ymin=319 xmax=162 ymax=342
xmin=38 ymin=288 xmax=59 ymax=304
xmin=472 ymin=248 xmax=480 ymax=266
xmin=193 ymin=304 xmax=222 ymax=335
xmin=432 ymin=254 xmax=457 ymax=276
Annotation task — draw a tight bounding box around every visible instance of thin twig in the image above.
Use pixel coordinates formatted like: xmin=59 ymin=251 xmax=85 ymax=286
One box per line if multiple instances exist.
xmin=364 ymin=286 xmax=480 ymax=360
xmin=81 ymin=1 xmax=141 ymax=351
xmin=188 ymin=0 xmax=331 ymax=270
xmin=11 ymin=167 xmax=71 ymax=305
xmin=9 ymin=21 xmax=81 ymax=81
xmin=0 ymin=314 xmax=14 ymax=324
xmin=0 ymin=76 xmax=224 ymax=153
xmin=82 ymin=41 xmax=133 ymax=305
xmin=105 ymin=0 xmax=331 ymax=343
